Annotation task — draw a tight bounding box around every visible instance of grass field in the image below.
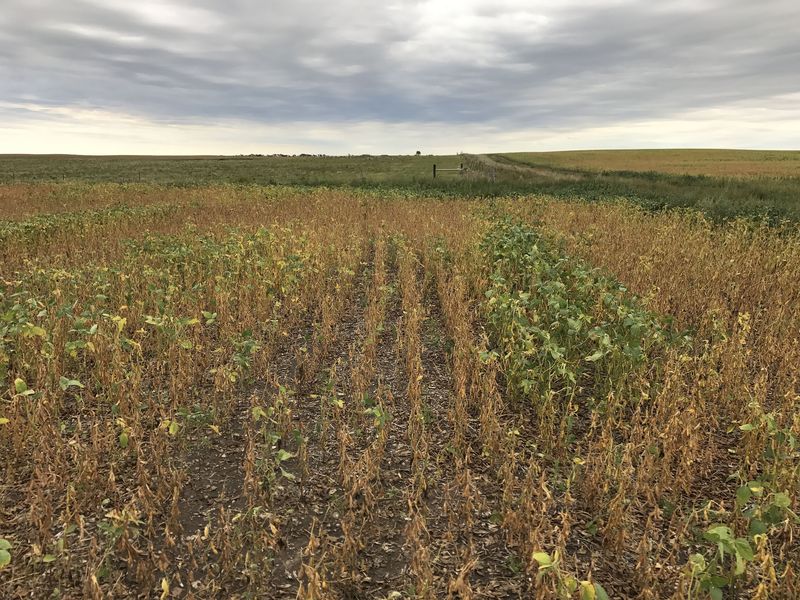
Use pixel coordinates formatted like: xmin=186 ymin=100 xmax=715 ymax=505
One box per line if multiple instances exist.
xmin=0 ymin=154 xmax=451 ymax=186
xmin=2 ymin=151 xmax=800 ymax=222
xmin=484 ymin=152 xmax=800 ymax=222
xmin=0 ymin=177 xmax=798 ymax=599
xmin=499 ymin=149 xmax=800 ymax=178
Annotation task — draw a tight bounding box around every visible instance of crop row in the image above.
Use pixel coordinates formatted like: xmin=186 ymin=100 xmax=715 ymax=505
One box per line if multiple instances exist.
xmin=475 ymin=211 xmax=798 ymax=599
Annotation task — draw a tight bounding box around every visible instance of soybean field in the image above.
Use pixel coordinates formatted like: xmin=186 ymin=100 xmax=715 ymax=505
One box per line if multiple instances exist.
xmin=0 ymin=179 xmax=798 ymax=599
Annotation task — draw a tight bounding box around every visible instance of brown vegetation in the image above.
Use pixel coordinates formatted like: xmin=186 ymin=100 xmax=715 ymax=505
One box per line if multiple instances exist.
xmin=0 ymin=185 xmax=797 ymax=599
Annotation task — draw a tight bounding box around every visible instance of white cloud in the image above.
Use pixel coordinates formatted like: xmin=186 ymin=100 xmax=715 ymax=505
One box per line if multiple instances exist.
xmin=0 ymin=0 xmax=798 ymax=153
xmin=391 ymin=0 xmax=551 ymax=66
xmin=97 ymin=0 xmax=221 ymax=33
xmin=2 ymin=97 xmax=799 ymax=155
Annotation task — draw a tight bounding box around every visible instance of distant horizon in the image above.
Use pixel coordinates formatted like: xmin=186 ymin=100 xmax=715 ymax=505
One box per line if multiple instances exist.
xmin=2 ymin=147 xmax=800 ymax=158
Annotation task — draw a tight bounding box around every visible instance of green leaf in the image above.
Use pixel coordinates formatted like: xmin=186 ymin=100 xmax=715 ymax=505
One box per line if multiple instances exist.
xmin=710 ymin=587 xmax=723 ymax=600
xmin=42 ymin=554 xmax=57 ymax=563
xmin=119 ymin=431 xmax=129 ymax=449
xmin=0 ymin=418 xmax=9 ymax=425
xmin=59 ymin=376 xmax=84 ymax=391
xmin=593 ymin=583 xmax=610 ymax=600
xmin=585 ymin=350 xmax=605 ymax=362
xmin=736 ymin=485 xmax=752 ymax=506
xmin=748 ymin=518 xmax=768 ymax=536
xmin=739 ymin=423 xmax=755 ymax=432
xmin=23 ymin=325 xmax=47 ymax=338
xmin=709 ymin=575 xmax=728 ymax=588
xmin=168 ymin=421 xmax=179 ymax=436
xmin=276 ymin=449 xmax=295 ymax=463
xmin=564 ymin=576 xmax=578 ymax=593
xmin=580 ymin=582 xmax=596 ymax=600
xmin=689 ymin=553 xmax=706 ymax=573
xmin=734 ymin=538 xmax=754 ymax=561
xmin=0 ymin=538 xmax=10 ymax=568
xmin=705 ymin=525 xmax=733 ymax=541
xmin=531 ymin=551 xmax=552 ymax=567
xmin=13 ymin=378 xmax=27 ymax=393
xmin=773 ymin=492 xmax=791 ymax=509
xmin=735 ymin=553 xmax=747 ymax=576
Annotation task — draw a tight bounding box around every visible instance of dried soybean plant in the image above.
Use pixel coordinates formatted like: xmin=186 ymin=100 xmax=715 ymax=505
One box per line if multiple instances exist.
xmin=2 ymin=183 xmax=798 ymax=600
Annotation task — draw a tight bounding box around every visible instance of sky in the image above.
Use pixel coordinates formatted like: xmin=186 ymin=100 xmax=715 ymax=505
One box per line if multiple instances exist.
xmin=1 ymin=0 xmax=799 ymax=155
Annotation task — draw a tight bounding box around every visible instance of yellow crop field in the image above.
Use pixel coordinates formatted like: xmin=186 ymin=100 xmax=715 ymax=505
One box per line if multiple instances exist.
xmin=500 ymin=149 xmax=800 ymax=178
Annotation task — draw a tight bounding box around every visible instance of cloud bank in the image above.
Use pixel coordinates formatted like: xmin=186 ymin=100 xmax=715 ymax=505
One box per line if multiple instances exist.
xmin=1 ymin=0 xmax=798 ymax=153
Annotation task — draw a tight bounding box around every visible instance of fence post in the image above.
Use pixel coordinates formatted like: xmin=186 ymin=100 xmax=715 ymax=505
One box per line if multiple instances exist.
xmin=433 ymin=164 xmax=437 ymax=178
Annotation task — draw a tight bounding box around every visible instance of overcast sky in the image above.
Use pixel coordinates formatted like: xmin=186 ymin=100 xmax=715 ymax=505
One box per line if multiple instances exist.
xmin=1 ymin=0 xmax=798 ymax=154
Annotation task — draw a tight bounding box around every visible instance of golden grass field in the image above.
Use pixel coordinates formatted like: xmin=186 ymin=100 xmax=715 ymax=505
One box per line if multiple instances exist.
xmin=500 ymin=149 xmax=800 ymax=178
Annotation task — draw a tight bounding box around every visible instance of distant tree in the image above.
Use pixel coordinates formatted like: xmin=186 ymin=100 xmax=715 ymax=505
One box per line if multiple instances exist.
xmin=415 ymin=150 xmax=421 ymax=156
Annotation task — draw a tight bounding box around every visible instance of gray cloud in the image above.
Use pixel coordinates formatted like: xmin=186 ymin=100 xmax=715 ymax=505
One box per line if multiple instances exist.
xmin=2 ymin=0 xmax=799 ymax=132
